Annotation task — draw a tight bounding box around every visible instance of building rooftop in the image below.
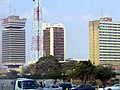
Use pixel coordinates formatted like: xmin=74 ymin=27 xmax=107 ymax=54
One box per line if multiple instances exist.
xmin=2 ymin=15 xmax=27 ymax=29
xmin=100 ymin=17 xmax=112 ymax=22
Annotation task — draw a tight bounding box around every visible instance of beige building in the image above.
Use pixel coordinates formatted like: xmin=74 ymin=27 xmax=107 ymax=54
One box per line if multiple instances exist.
xmin=89 ymin=17 xmax=120 ymax=66
xmin=42 ymin=23 xmax=66 ymax=61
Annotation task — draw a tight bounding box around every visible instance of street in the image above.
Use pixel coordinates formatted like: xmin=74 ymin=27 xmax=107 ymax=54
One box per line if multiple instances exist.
xmin=0 ymin=79 xmax=13 ymax=90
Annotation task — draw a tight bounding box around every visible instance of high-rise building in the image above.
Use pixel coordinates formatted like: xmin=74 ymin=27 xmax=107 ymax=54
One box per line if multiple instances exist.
xmin=2 ymin=15 xmax=27 ymax=71
xmin=42 ymin=23 xmax=66 ymax=61
xmin=89 ymin=17 xmax=120 ymax=66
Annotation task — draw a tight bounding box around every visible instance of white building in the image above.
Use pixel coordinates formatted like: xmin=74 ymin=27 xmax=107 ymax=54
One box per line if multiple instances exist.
xmin=2 ymin=15 xmax=27 ymax=71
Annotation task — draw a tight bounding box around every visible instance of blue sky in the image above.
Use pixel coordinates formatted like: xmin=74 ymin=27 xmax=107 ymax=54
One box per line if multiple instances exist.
xmin=0 ymin=0 xmax=120 ymax=61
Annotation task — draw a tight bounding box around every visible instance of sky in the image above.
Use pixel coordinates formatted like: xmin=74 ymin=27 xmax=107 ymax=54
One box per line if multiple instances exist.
xmin=0 ymin=0 xmax=120 ymax=62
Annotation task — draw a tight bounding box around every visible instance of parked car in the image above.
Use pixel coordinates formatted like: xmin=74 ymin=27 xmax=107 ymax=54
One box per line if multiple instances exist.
xmin=71 ymin=84 xmax=95 ymax=90
xmin=98 ymin=85 xmax=104 ymax=90
xmin=50 ymin=85 xmax=62 ymax=90
xmin=72 ymin=84 xmax=77 ymax=88
xmin=103 ymin=84 xmax=120 ymax=90
xmin=11 ymin=78 xmax=40 ymax=90
xmin=58 ymin=83 xmax=72 ymax=90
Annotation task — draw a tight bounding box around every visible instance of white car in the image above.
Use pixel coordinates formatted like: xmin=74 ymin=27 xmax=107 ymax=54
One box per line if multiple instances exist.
xmin=103 ymin=84 xmax=120 ymax=90
xmin=98 ymin=87 xmax=104 ymax=90
xmin=11 ymin=78 xmax=40 ymax=90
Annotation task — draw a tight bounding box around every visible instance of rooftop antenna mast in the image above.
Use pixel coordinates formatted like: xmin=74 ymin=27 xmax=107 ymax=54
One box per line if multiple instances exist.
xmin=101 ymin=9 xmax=104 ymax=18
xmin=9 ymin=4 xmax=11 ymax=16
xmin=14 ymin=9 xmax=16 ymax=15
xmin=29 ymin=0 xmax=42 ymax=64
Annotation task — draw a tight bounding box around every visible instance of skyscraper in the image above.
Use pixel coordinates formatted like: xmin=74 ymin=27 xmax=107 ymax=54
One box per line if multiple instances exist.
xmin=89 ymin=17 xmax=120 ymax=66
xmin=42 ymin=23 xmax=66 ymax=61
xmin=2 ymin=15 xmax=27 ymax=71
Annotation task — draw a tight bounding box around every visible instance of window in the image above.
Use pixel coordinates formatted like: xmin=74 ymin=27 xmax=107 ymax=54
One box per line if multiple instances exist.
xmin=22 ymin=80 xmax=38 ymax=89
xmin=18 ymin=81 xmax=22 ymax=88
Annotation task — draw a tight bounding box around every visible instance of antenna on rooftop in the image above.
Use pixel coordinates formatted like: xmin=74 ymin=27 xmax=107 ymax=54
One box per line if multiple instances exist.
xmin=101 ymin=9 xmax=104 ymax=18
xmin=14 ymin=9 xmax=16 ymax=15
xmin=9 ymin=4 xmax=11 ymax=16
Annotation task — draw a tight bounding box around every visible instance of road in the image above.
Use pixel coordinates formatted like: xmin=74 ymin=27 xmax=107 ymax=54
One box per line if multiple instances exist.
xmin=0 ymin=79 xmax=13 ymax=90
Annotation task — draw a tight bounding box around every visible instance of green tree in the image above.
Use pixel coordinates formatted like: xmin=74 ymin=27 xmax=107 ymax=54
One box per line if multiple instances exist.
xmin=94 ymin=65 xmax=116 ymax=85
xmin=74 ymin=61 xmax=96 ymax=83
xmin=28 ymin=63 xmax=36 ymax=74
xmin=35 ymin=55 xmax=62 ymax=79
xmin=61 ymin=60 xmax=78 ymax=81
xmin=21 ymin=65 xmax=29 ymax=76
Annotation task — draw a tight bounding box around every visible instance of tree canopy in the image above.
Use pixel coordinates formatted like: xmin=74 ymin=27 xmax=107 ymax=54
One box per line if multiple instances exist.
xmin=26 ymin=57 xmax=116 ymax=84
xmin=94 ymin=65 xmax=116 ymax=82
xmin=74 ymin=61 xmax=96 ymax=83
xmin=28 ymin=55 xmax=62 ymax=79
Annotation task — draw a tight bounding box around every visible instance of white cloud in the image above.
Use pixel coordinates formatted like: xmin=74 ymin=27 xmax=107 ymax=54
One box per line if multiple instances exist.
xmin=0 ymin=0 xmax=14 ymax=18
xmin=49 ymin=14 xmax=92 ymax=23
xmin=62 ymin=16 xmax=74 ymax=21
xmin=42 ymin=7 xmax=93 ymax=24
xmin=20 ymin=9 xmax=34 ymax=20
xmin=80 ymin=14 xmax=93 ymax=22
xmin=2 ymin=0 xmax=13 ymax=4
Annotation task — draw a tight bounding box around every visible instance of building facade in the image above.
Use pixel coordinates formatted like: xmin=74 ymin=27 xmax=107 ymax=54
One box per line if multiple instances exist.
xmin=42 ymin=23 xmax=66 ymax=61
xmin=89 ymin=17 xmax=120 ymax=66
xmin=2 ymin=15 xmax=27 ymax=71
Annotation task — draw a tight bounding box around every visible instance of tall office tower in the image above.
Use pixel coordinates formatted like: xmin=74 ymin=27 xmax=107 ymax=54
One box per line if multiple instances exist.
xmin=89 ymin=17 xmax=120 ymax=66
xmin=2 ymin=16 xmax=27 ymax=71
xmin=42 ymin=23 xmax=66 ymax=61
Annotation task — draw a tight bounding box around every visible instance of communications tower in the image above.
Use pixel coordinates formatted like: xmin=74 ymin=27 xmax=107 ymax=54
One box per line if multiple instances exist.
xmin=29 ymin=0 xmax=42 ymax=64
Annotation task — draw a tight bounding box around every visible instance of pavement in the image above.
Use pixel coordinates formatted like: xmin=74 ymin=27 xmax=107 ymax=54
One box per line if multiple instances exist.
xmin=0 ymin=79 xmax=13 ymax=90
